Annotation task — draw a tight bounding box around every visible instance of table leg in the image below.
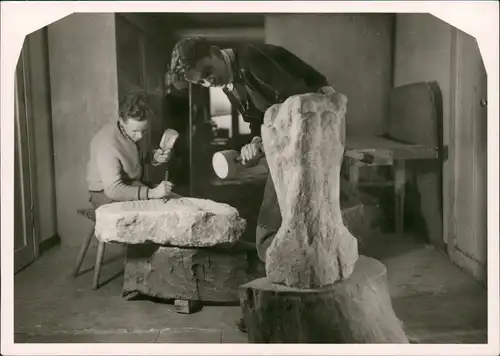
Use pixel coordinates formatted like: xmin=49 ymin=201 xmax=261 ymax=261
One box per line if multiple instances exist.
xmin=394 ymin=160 xmax=406 ymax=234
xmin=348 ymin=163 xmax=360 ymax=185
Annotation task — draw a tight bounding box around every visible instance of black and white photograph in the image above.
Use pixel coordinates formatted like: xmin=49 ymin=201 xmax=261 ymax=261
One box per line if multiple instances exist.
xmin=1 ymin=1 xmax=498 ymax=355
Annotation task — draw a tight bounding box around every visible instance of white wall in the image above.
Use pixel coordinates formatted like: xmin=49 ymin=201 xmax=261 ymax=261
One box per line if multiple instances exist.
xmin=394 ymin=14 xmax=487 ymax=283
xmin=393 ymin=14 xmax=452 ymax=250
xmin=394 ymin=14 xmax=453 ymax=150
xmin=26 ymin=28 xmax=58 ymax=243
xmin=265 ymin=14 xmax=394 ymax=136
xmin=48 ymin=14 xmax=119 ymax=246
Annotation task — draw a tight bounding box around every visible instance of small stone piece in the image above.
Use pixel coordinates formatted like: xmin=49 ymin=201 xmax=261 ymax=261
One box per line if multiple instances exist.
xmin=94 ymin=197 xmax=246 ymax=247
xmin=174 ymin=299 xmax=203 ymax=314
xmin=261 ymin=92 xmax=358 ymax=288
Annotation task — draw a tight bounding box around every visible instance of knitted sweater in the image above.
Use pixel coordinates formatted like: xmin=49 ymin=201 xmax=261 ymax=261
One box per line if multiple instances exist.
xmin=86 ymin=122 xmax=153 ymax=201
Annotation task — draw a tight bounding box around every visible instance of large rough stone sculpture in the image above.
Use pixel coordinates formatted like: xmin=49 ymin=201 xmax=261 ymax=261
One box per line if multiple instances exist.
xmin=94 ymin=197 xmax=246 ymax=247
xmin=261 ymin=92 xmax=358 ymax=288
xmin=240 ymin=92 xmax=409 ymax=343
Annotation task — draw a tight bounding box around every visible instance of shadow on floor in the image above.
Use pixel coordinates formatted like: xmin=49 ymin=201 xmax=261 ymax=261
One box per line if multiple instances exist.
xmin=13 ymin=232 xmax=487 ymax=344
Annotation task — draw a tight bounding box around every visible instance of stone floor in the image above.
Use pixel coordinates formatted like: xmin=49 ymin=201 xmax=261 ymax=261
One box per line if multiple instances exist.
xmin=13 ymin=232 xmax=487 ymax=344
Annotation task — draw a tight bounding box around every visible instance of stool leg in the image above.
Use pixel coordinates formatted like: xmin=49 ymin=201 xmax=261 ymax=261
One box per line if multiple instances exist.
xmin=394 ymin=160 xmax=406 ymax=234
xmin=73 ymin=226 xmax=95 ymax=277
xmin=92 ymin=241 xmax=106 ymax=290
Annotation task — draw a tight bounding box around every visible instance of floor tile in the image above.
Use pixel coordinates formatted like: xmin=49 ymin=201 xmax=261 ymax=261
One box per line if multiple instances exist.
xmin=71 ymin=332 xmax=159 ymax=343
xmin=221 ymin=330 xmax=248 ymax=343
xmin=27 ymin=333 xmax=77 ymax=343
xmin=156 ymin=329 xmax=222 ymax=343
xmin=27 ymin=332 xmax=160 ymax=343
xmin=412 ymin=330 xmax=488 ymax=344
xmin=14 ymin=333 xmax=31 ymax=343
xmin=14 ymin=233 xmax=488 ymax=344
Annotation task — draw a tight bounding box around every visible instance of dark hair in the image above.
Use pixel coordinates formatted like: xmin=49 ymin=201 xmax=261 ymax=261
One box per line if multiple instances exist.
xmin=118 ymin=91 xmax=154 ymax=121
xmin=170 ymin=37 xmax=212 ymax=75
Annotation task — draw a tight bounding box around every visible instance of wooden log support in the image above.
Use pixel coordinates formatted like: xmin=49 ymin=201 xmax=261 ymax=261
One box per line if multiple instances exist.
xmin=239 ymin=256 xmax=409 ymax=343
xmin=123 ymin=242 xmax=265 ymax=303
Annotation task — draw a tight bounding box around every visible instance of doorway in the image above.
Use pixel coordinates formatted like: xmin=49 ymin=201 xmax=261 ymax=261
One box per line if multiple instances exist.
xmin=448 ymin=29 xmax=488 ymax=283
xmin=14 ymin=45 xmax=37 ymax=273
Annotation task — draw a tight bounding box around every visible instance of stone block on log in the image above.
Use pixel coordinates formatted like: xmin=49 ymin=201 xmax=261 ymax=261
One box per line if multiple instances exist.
xmin=123 ymin=243 xmax=265 ymax=303
xmin=261 ymin=92 xmax=358 ymax=288
xmin=239 ymin=256 xmax=409 ymax=343
xmin=94 ymin=197 xmax=246 ymax=247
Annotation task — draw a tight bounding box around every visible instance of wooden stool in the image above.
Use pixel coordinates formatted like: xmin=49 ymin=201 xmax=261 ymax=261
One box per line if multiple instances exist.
xmin=73 ymin=208 xmax=107 ymax=290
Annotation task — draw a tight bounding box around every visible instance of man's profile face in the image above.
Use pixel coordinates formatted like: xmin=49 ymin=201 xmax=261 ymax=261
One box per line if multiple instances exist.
xmin=121 ymin=117 xmax=149 ymax=143
xmin=184 ymin=54 xmax=229 ymax=88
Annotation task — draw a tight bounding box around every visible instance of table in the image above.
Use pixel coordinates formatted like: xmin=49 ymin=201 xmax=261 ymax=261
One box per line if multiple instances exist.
xmin=344 ymin=135 xmax=438 ymax=234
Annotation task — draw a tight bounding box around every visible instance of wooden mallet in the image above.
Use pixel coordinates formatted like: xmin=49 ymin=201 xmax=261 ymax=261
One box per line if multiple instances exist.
xmin=212 ymin=149 xmax=266 ymax=180
xmin=212 ymin=150 xmax=243 ymax=180
xmin=158 ymin=128 xmax=179 ymax=182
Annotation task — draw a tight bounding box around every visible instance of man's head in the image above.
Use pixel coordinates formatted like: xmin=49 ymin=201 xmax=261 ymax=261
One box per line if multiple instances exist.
xmin=169 ymin=37 xmax=230 ymax=88
xmin=118 ymin=91 xmax=153 ymax=142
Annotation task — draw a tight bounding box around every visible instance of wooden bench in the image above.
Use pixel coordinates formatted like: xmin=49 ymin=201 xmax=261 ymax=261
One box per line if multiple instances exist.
xmin=344 ymin=135 xmax=438 ymax=234
xmin=344 ymin=81 xmax=441 ymax=235
xmin=73 ymin=208 xmax=107 ymax=290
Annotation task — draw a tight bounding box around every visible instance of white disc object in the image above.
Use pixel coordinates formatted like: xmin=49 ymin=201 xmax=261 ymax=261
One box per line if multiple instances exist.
xmin=212 ymin=150 xmax=239 ymax=179
xmin=212 ymin=152 xmax=230 ymax=179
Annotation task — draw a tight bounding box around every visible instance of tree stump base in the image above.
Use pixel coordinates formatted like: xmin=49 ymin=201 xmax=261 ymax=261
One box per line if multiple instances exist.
xmin=239 ymin=255 xmax=409 ymax=343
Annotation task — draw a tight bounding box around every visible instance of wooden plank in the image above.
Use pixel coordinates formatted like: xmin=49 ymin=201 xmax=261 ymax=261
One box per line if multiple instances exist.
xmin=388 ymin=82 xmax=439 ymax=147
xmin=346 ymin=135 xmax=438 ymax=160
xmin=445 ymin=27 xmax=460 ymax=248
xmin=77 ymin=208 xmax=96 ymax=221
xmin=344 ymin=149 xmax=394 ymax=166
xmin=394 ymin=160 xmax=406 ymax=234
xmin=448 ymin=30 xmax=487 ymax=280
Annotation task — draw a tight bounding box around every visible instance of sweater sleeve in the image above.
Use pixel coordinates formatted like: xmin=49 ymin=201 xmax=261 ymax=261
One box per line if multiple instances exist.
xmin=97 ymin=145 xmax=149 ymax=201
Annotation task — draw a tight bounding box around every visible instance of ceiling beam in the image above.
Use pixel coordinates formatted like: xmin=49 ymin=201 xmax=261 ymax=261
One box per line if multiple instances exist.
xmin=172 ymin=27 xmax=264 ymax=42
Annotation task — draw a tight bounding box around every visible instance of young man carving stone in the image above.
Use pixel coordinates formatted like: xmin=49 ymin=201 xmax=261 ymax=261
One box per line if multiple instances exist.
xmin=86 ymin=91 xmax=173 ymax=208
